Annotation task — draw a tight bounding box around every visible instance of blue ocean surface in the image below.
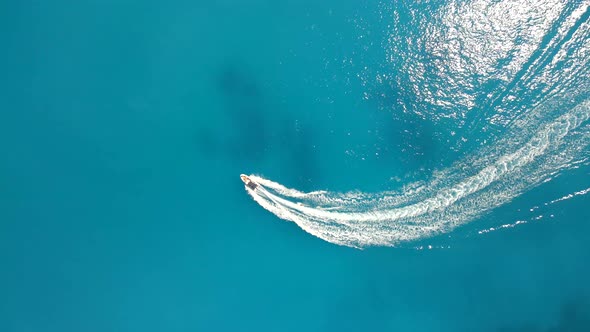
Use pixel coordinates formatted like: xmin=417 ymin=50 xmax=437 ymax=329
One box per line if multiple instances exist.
xmin=1 ymin=0 xmax=590 ymax=331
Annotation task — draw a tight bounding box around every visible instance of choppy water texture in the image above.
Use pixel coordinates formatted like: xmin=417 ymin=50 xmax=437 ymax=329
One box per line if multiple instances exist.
xmin=244 ymin=0 xmax=590 ymax=248
xmin=3 ymin=1 xmax=590 ymax=332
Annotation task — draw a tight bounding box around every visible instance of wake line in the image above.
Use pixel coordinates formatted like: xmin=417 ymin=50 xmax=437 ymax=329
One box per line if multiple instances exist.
xmin=243 ymin=100 xmax=590 ymax=248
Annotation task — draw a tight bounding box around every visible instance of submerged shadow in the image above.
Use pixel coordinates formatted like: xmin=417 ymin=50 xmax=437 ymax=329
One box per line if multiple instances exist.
xmin=495 ymin=297 xmax=590 ymax=332
xmin=197 ymin=62 xmax=319 ymax=187
xmin=368 ymin=78 xmax=443 ymax=171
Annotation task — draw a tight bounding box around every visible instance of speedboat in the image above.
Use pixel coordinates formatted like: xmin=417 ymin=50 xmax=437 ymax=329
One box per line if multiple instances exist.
xmin=240 ymin=174 xmax=258 ymax=190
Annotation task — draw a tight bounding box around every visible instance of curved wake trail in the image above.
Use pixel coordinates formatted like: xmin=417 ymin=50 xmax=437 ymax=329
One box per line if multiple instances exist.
xmin=241 ymin=0 xmax=590 ymax=248
xmin=244 ymin=100 xmax=590 ymax=248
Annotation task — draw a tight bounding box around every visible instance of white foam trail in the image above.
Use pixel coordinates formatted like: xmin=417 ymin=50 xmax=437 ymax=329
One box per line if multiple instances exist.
xmin=241 ymin=1 xmax=590 ymax=248
xmin=478 ymin=220 xmax=529 ymax=235
xmin=243 ymin=100 xmax=590 ymax=248
xmin=547 ymin=186 xmax=590 ymax=204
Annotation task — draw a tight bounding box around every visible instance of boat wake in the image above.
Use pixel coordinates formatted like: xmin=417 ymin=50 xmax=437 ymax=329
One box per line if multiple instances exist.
xmin=241 ymin=0 xmax=590 ymax=248
xmin=243 ymin=99 xmax=590 ymax=248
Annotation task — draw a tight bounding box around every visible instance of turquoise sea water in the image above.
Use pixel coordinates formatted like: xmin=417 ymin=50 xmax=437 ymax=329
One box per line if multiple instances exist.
xmin=2 ymin=1 xmax=590 ymax=331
